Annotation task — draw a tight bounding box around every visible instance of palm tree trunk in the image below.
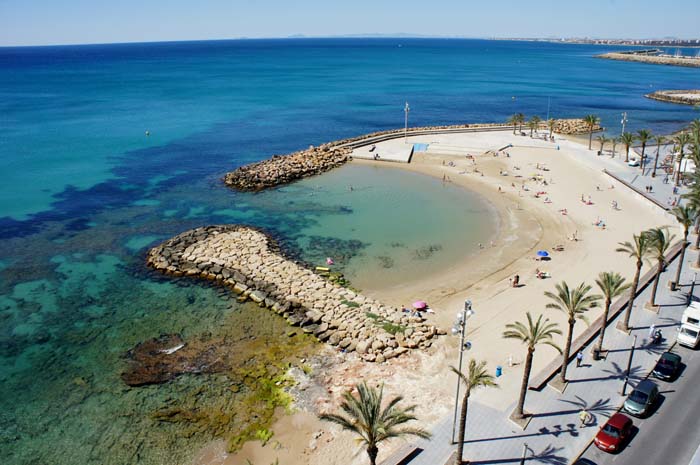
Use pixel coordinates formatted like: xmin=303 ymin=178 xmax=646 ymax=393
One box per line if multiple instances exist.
xmin=367 ymin=444 xmax=379 ymax=465
xmin=652 ymin=150 xmax=660 ymax=177
xmin=649 ymin=260 xmax=663 ymax=306
xmin=597 ymin=298 xmax=612 ymax=350
xmin=455 ymin=391 xmax=470 ymax=465
xmin=622 ymin=262 xmax=642 ymax=331
xmin=640 ymin=146 xmax=646 ymax=173
xmin=625 ymin=144 xmax=630 ymax=162
xmin=588 ymin=130 xmax=593 ymax=150
xmin=675 ymin=233 xmax=689 ymax=286
xmin=560 ymin=320 xmax=574 ymax=383
xmin=676 ymin=154 xmax=684 ymax=186
xmin=515 ymin=348 xmax=534 ymax=418
xmin=513 ymin=124 xmax=516 ymax=135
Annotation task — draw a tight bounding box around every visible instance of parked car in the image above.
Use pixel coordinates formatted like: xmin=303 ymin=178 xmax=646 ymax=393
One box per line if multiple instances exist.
xmin=628 ymin=158 xmax=640 ymax=167
xmin=652 ymin=352 xmax=682 ymax=381
xmin=594 ymin=413 xmax=633 ymax=453
xmin=623 ymin=379 xmax=659 ymax=417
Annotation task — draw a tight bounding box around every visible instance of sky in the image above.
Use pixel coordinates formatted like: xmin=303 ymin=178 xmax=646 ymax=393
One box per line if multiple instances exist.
xmin=1 ymin=0 xmax=699 ymax=46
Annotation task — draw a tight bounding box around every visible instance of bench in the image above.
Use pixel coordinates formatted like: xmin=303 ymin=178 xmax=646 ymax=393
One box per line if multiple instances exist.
xmin=379 ymin=444 xmax=423 ymax=465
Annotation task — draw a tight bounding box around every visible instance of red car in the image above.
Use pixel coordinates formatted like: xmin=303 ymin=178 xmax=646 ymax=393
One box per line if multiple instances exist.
xmin=594 ymin=413 xmax=633 ymax=453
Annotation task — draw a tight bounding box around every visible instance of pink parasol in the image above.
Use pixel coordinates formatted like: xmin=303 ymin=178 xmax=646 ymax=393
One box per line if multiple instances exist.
xmin=412 ymin=300 xmax=427 ymax=309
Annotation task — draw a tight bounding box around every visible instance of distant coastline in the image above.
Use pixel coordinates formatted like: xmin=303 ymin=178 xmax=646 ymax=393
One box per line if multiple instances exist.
xmin=493 ymin=37 xmax=700 ymax=48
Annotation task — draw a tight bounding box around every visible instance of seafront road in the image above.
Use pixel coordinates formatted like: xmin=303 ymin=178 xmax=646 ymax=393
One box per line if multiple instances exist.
xmin=401 ymin=145 xmax=700 ymax=465
xmin=578 ymin=343 xmax=700 ymax=465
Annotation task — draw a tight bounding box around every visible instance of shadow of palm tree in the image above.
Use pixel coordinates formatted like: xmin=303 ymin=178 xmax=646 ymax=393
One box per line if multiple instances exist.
xmin=530 ymin=396 xmax=615 ymax=421
xmin=462 ymin=423 xmax=578 ymax=445
xmin=567 ymin=361 xmax=644 ymax=383
xmin=529 ymin=444 xmax=568 ymax=465
xmin=466 ymin=444 xmax=567 ymax=465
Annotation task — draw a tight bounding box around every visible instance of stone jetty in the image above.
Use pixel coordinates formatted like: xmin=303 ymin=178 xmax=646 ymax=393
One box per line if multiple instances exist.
xmin=598 ymin=52 xmax=700 ymax=68
xmin=646 ymin=90 xmax=700 ymax=106
xmin=223 ymin=144 xmax=351 ymax=191
xmin=147 ymin=225 xmax=443 ymax=362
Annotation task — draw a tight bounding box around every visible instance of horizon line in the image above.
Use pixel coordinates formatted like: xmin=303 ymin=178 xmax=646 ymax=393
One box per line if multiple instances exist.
xmin=2 ymin=34 xmax=699 ymax=49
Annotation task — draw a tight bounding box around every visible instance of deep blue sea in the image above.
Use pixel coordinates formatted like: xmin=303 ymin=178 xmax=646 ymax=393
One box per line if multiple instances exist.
xmin=1 ymin=38 xmax=699 ymax=464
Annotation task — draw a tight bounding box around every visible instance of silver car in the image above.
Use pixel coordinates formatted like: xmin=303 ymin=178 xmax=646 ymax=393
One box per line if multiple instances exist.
xmin=623 ymin=379 xmax=659 ymax=417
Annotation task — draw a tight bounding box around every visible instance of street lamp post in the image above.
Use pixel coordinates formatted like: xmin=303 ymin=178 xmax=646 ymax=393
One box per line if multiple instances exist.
xmin=621 ymin=335 xmax=638 ymax=396
xmin=450 ymin=300 xmax=474 ymax=444
xmin=404 ymin=102 xmax=410 ymax=143
xmin=621 ymin=112 xmax=628 ymax=136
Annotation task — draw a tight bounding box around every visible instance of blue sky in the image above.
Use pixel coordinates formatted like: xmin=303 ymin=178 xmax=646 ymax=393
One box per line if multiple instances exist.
xmin=1 ymin=0 xmax=698 ymax=46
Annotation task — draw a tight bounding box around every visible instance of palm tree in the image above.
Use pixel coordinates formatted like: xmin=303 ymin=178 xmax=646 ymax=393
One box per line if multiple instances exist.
xmin=503 ymin=313 xmax=561 ymax=419
xmin=516 ymin=113 xmax=526 ymax=133
xmin=527 ymin=120 xmax=537 ymax=137
xmin=318 ymin=382 xmax=431 ymax=465
xmin=596 ymin=135 xmax=608 ymax=156
xmin=637 ymin=129 xmax=652 ymax=173
xmin=584 ymin=115 xmax=599 ymax=150
xmin=671 ymin=205 xmax=697 ymax=288
xmin=643 ymin=227 xmax=675 ymax=308
xmin=611 ymin=136 xmax=618 ymax=158
xmin=651 ymin=135 xmax=666 ymax=178
xmin=674 ymin=132 xmax=692 ymax=186
xmin=451 ymin=360 xmax=498 ymax=465
xmin=544 ymin=282 xmax=601 ymax=384
xmin=616 ymin=233 xmax=652 ymax=331
xmin=621 ymin=132 xmax=635 ymax=163
xmin=595 ymin=272 xmax=631 ymax=352
xmin=548 ymin=118 xmax=556 ymax=139
xmin=531 ymin=115 xmax=542 ymax=135
xmin=508 ymin=114 xmax=519 ymax=135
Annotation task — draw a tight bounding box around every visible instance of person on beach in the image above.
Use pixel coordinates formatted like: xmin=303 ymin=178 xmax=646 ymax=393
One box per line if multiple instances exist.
xmin=576 ymin=350 xmax=584 ymax=367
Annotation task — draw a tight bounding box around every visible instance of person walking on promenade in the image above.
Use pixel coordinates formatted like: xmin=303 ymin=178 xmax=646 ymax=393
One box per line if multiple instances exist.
xmin=649 ymin=324 xmax=656 ymax=338
xmin=576 ymin=350 xmax=584 ymax=367
xmin=579 ymin=409 xmax=589 ymax=427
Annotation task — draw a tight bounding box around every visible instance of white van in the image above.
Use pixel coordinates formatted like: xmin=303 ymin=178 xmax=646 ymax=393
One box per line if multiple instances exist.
xmin=678 ymin=302 xmax=700 ymax=348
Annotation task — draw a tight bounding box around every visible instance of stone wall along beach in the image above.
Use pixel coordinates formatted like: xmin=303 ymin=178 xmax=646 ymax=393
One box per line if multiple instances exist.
xmin=147 ymin=225 xmax=443 ymax=362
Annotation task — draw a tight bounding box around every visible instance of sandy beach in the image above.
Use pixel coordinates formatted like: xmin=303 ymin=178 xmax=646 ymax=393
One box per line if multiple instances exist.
xmin=195 ymin=129 xmax=674 ymax=465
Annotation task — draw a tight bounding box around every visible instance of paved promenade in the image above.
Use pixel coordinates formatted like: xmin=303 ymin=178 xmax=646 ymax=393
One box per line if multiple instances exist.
xmin=398 ymin=141 xmax=698 ymax=465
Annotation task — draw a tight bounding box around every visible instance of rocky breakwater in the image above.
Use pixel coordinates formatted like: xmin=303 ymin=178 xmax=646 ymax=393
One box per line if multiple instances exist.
xmin=598 ymin=52 xmax=700 ymax=68
xmin=551 ymin=118 xmax=603 ymax=135
xmin=147 ymin=225 xmax=442 ymax=362
xmin=646 ymin=90 xmax=700 ymax=106
xmin=223 ymin=145 xmax=351 ymax=191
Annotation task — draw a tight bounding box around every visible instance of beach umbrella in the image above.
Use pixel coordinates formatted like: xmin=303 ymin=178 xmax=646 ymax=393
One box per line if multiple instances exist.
xmin=536 ymin=250 xmax=549 ymax=257
xmin=412 ymin=300 xmax=428 ymax=309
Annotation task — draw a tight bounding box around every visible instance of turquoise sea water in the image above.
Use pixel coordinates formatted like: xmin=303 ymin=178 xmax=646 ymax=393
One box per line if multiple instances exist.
xmin=1 ymin=39 xmax=699 ymax=464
